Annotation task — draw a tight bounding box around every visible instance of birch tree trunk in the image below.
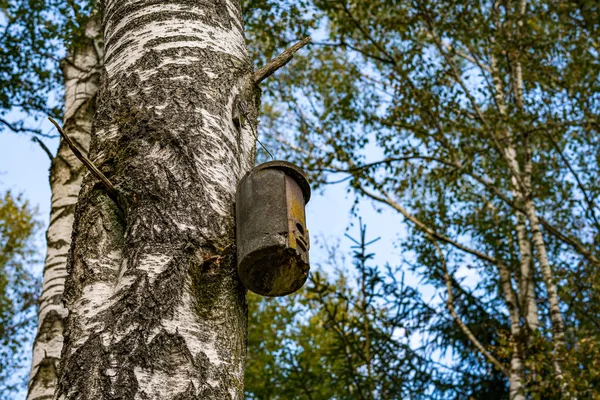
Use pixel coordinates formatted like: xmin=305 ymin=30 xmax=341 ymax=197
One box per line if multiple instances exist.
xmin=56 ymin=1 xmax=257 ymax=399
xmin=27 ymin=19 xmax=101 ymax=400
xmin=516 ymin=212 xmax=539 ymax=331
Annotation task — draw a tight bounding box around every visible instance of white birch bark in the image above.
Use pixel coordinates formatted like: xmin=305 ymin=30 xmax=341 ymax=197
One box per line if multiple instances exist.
xmin=26 ymin=18 xmax=101 ymax=400
xmin=487 ymin=49 xmax=527 ymax=400
xmin=56 ymin=2 xmax=257 ymax=399
xmin=515 ymin=211 xmax=539 ymax=330
xmin=502 ymin=87 xmax=567 ymax=396
xmin=496 ymin=258 xmax=525 ymax=400
xmin=505 ymin=46 xmax=569 ymax=387
xmin=508 ymin=0 xmax=539 ymax=332
xmin=505 ymin=0 xmax=567 ymax=389
xmin=491 ymin=52 xmax=539 ymax=333
xmin=523 ymin=198 xmax=568 ymax=385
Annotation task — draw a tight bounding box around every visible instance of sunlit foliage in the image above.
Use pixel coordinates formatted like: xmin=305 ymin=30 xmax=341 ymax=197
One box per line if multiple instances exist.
xmin=0 ymin=191 xmax=39 ymax=395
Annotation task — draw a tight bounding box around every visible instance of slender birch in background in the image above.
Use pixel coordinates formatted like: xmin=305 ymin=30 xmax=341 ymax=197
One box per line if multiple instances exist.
xmin=56 ymin=1 xmax=259 ymax=398
xmin=27 ymin=17 xmax=101 ymax=400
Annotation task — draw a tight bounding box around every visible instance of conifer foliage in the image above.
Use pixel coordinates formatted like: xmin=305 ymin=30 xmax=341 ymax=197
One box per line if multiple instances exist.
xmin=246 ymin=223 xmax=435 ymax=399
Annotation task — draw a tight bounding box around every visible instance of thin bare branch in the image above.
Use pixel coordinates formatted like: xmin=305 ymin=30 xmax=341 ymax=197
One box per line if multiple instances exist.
xmin=539 ymin=218 xmax=600 ymax=266
xmin=356 ymin=177 xmax=503 ymax=266
xmin=312 ymin=40 xmax=395 ymax=65
xmin=337 ymin=1 xmax=395 ymax=63
xmin=0 ymin=117 xmax=43 ymax=136
xmin=31 ymin=137 xmax=54 ymax=161
xmin=48 ymin=117 xmax=119 ymax=199
xmin=422 ymin=30 xmax=492 ymax=73
xmin=314 ymin=155 xmax=456 ymax=175
xmin=434 ymin=241 xmax=510 ymax=377
xmin=541 ymin=130 xmax=600 ymax=229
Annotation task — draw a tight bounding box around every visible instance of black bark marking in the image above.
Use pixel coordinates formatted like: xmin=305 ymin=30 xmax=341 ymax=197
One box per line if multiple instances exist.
xmin=64 ymin=186 xmax=126 ymax=303
xmin=28 ymin=356 xmax=60 ymax=396
xmin=189 ymin=243 xmax=237 ymax=320
xmin=57 ymin=335 xmax=112 ymax=400
xmin=34 ymin=310 xmax=64 ymax=343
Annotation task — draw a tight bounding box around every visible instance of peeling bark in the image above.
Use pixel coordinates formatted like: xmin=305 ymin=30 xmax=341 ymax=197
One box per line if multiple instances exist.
xmin=27 ymin=18 xmax=101 ymax=400
xmin=57 ymin=1 xmax=257 ymax=399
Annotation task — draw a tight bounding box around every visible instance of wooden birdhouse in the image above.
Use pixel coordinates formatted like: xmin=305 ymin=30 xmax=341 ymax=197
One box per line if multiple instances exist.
xmin=236 ymin=161 xmax=311 ymax=296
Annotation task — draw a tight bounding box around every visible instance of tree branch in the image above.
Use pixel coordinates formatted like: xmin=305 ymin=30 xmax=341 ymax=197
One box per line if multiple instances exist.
xmin=434 ymin=242 xmax=510 ymax=377
xmin=337 ymin=1 xmax=395 ymax=63
xmin=291 ymin=139 xmax=600 ymax=269
xmin=0 ymin=117 xmax=43 ymax=136
xmin=541 ymin=129 xmax=600 ymax=230
xmin=422 ymin=30 xmax=492 ymax=73
xmin=48 ymin=117 xmax=119 ymax=199
xmin=420 ymin=10 xmax=528 ymax=193
xmin=280 ymin=131 xmax=598 ymax=273
xmin=254 ymin=37 xmax=311 ymax=84
xmin=356 ymin=177 xmax=503 ymax=266
xmin=538 ymin=218 xmax=600 ymax=266
xmin=315 ymin=155 xmax=458 ymax=175
xmin=31 ymin=137 xmax=54 ymax=161
xmin=312 ymin=40 xmax=395 ymax=65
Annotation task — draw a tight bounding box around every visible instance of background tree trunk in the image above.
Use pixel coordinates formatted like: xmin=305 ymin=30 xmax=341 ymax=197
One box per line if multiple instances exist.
xmin=27 ymin=18 xmax=101 ymax=400
xmin=56 ymin=1 xmax=257 ymax=398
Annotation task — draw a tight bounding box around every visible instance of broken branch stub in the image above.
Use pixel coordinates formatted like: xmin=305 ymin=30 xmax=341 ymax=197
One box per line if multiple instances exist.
xmin=254 ymin=37 xmax=311 ymax=84
xmin=236 ymin=161 xmax=311 ymax=296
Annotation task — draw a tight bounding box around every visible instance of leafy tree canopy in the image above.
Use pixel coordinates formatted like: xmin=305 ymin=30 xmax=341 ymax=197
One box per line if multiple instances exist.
xmin=0 ymin=0 xmax=96 ymax=135
xmin=243 ymin=0 xmax=600 ymax=397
